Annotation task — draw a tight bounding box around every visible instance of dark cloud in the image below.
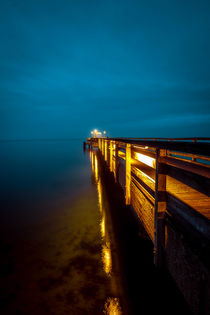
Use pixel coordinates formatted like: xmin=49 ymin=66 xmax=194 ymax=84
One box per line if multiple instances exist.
xmin=0 ymin=0 xmax=210 ymax=139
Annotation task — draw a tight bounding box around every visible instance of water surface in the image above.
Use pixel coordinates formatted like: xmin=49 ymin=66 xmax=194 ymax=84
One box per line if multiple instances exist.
xmin=0 ymin=140 xmax=124 ymax=314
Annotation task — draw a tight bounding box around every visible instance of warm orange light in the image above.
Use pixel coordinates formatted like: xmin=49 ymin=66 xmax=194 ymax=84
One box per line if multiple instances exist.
xmin=102 ymin=242 xmax=112 ymax=276
xmin=91 ymin=129 xmax=102 ymax=138
xmin=91 ymin=151 xmax=94 ymax=170
xmin=134 ymin=152 xmax=155 ymax=168
xmin=100 ymin=216 xmax=105 ymax=238
xmin=134 ymin=167 xmax=155 ymax=183
xmin=94 ymin=155 xmax=98 ymax=181
xmin=104 ymin=297 xmax=122 ymax=315
xmin=97 ymin=179 xmax=103 ymax=213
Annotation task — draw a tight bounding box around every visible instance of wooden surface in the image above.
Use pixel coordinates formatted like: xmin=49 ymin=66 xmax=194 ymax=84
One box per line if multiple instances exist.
xmin=89 ymin=137 xmax=210 ymax=242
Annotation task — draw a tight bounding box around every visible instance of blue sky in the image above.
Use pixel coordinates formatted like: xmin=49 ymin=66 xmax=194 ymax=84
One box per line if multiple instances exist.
xmin=0 ymin=0 xmax=210 ymax=139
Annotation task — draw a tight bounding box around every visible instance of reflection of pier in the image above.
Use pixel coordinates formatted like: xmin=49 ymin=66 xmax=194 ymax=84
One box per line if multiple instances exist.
xmin=86 ymin=137 xmax=210 ymax=314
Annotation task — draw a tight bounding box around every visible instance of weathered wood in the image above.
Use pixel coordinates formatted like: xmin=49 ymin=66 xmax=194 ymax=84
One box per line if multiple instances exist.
xmin=109 ymin=140 xmax=113 ymax=172
xmin=126 ymin=143 xmax=131 ymax=205
xmin=167 ymin=150 xmax=210 ymax=162
xmin=88 ymin=136 xmax=210 ymax=314
xmin=167 ymin=193 xmax=210 ymax=241
xmin=115 ymin=142 xmax=119 ymax=182
xmin=131 ymin=180 xmax=155 ymax=242
xmin=118 ymin=150 xmax=126 ymax=160
xmin=87 ymin=136 xmax=210 ymax=262
xmin=131 ymin=172 xmax=155 ymax=199
xmin=98 ymin=138 xmax=101 ymax=151
xmin=154 ymin=148 xmax=167 ymax=267
xmin=131 ymin=174 xmax=155 ymax=206
xmin=164 ymin=156 xmax=210 ymax=178
xmin=131 ymin=147 xmax=156 ymax=159
xmin=166 ymin=164 xmax=210 ymax=197
xmin=109 ymin=138 xmax=210 ymax=156
xmin=105 ymin=140 xmax=108 ymax=161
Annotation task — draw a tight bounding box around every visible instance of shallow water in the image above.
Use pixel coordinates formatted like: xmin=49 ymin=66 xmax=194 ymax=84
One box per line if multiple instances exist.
xmin=0 ymin=140 xmax=124 ymax=314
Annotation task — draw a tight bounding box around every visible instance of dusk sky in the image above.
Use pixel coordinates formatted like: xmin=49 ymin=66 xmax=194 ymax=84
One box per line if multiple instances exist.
xmin=1 ymin=0 xmax=210 ymax=139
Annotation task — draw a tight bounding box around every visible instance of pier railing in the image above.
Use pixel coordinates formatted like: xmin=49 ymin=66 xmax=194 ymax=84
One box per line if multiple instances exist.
xmin=87 ymin=137 xmax=210 ymax=313
xmin=87 ymin=137 xmax=210 ymax=264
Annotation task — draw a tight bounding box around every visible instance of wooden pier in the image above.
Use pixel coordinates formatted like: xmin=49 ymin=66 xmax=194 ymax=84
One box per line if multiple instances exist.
xmin=86 ymin=137 xmax=210 ymax=314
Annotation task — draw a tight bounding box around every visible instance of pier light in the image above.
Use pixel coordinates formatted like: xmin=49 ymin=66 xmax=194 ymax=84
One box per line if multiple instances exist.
xmin=91 ymin=129 xmax=103 ymax=138
xmin=134 ymin=152 xmax=155 ymax=168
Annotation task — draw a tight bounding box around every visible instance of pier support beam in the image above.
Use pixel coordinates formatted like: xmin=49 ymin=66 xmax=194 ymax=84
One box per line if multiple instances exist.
xmin=105 ymin=140 xmax=108 ymax=161
xmin=102 ymin=139 xmax=105 ymax=156
xmin=110 ymin=141 xmax=113 ymax=172
xmin=126 ymin=143 xmax=131 ymax=205
xmin=114 ymin=142 xmax=119 ymax=182
xmin=154 ymin=148 xmax=167 ymax=267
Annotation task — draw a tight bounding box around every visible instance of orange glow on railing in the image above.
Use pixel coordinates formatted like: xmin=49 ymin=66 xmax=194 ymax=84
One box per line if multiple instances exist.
xmin=134 ymin=167 xmax=155 ymax=183
xmin=118 ymin=151 xmax=126 ymax=159
xmin=94 ymin=155 xmax=98 ymax=181
xmin=134 ymin=152 xmax=155 ymax=168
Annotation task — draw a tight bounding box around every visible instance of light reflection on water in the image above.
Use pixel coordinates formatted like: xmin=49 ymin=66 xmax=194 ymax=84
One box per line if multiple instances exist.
xmin=0 ymin=140 xmax=125 ymax=314
xmin=90 ymin=148 xmax=123 ymax=314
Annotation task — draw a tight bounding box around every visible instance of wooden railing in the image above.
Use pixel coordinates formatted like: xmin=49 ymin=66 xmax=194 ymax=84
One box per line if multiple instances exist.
xmin=92 ymin=137 xmax=210 ymax=268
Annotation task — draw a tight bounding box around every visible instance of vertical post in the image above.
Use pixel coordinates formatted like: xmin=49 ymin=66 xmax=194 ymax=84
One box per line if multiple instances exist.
xmin=105 ymin=140 xmax=108 ymax=161
xmin=110 ymin=141 xmax=113 ymax=172
xmin=98 ymin=138 xmax=101 ymax=151
xmin=154 ymin=148 xmax=167 ymax=267
xmin=126 ymin=143 xmax=131 ymax=205
xmin=102 ymin=139 xmax=104 ymax=156
xmin=114 ymin=142 xmax=119 ymax=182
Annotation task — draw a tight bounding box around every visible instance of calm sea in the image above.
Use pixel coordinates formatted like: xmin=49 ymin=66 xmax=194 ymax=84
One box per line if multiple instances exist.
xmin=0 ymin=139 xmax=124 ymax=314
xmin=0 ymin=139 xmax=192 ymax=315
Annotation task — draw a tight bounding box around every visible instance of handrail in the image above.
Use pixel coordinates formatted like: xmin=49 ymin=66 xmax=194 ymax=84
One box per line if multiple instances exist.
xmin=105 ymin=138 xmax=210 ymax=157
xmin=108 ymin=137 xmax=210 ymax=142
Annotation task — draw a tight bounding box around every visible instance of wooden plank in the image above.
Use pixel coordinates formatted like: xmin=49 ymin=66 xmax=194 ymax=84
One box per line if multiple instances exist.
xmin=131 ymin=175 xmax=155 ymax=206
xmin=104 ymin=140 xmax=108 ymax=161
xmin=154 ymin=148 xmax=167 ymax=267
xmin=167 ymin=193 xmax=210 ymax=241
xmin=167 ymin=176 xmax=210 ymax=219
xmin=131 ymin=162 xmax=155 ymax=180
xmin=132 ymin=147 xmax=156 ymax=159
xmin=108 ymin=138 xmax=210 ymax=156
xmin=131 ymin=165 xmax=155 ymax=190
xmin=166 ymin=164 xmax=210 ymax=197
xmin=126 ymin=143 xmax=131 ymax=205
xmin=131 ymin=181 xmax=155 ymax=242
xmin=131 ymin=172 xmax=155 ymax=199
xmin=167 ymin=150 xmax=210 ymax=162
xmin=164 ymin=156 xmax=210 ymax=178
